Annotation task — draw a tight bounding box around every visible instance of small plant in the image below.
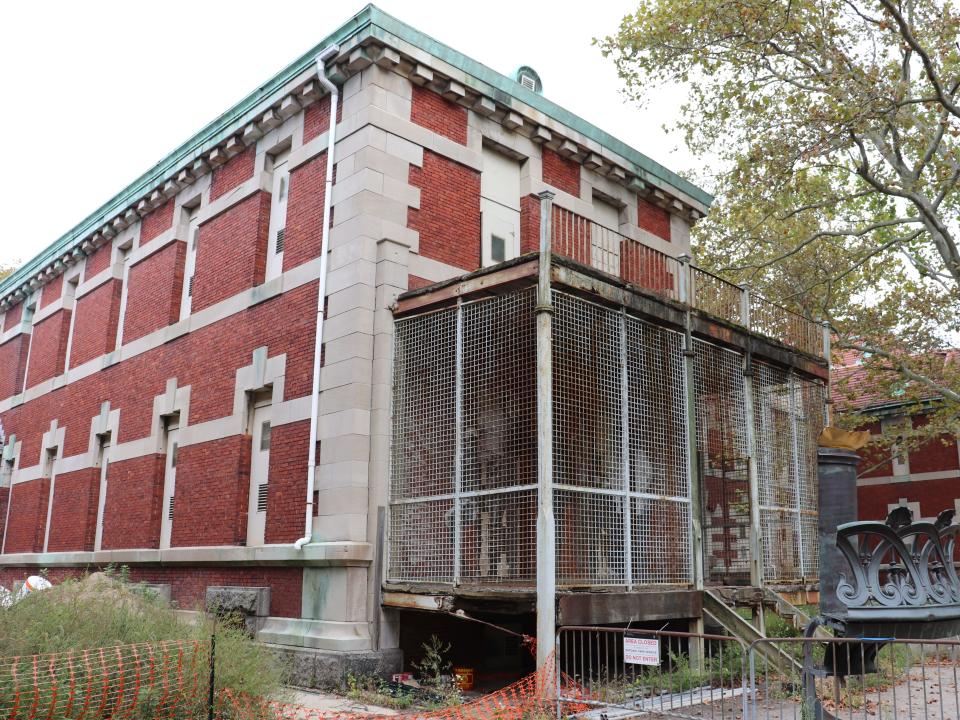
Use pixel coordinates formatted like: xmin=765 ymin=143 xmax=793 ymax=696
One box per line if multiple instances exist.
xmin=413 ymin=634 xmax=453 ymax=688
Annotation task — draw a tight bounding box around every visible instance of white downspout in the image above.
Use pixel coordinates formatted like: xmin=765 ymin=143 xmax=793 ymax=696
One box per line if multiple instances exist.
xmin=295 ymin=43 xmax=340 ymax=551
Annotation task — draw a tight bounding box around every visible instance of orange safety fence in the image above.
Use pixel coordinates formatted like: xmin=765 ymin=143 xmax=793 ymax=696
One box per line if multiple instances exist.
xmin=0 ymin=639 xmax=208 ymax=720
xmin=217 ymin=651 xmax=590 ymax=720
xmin=1 ymin=640 xmax=590 ymax=720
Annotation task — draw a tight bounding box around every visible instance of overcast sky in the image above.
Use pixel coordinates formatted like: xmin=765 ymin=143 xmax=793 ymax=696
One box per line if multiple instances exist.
xmin=0 ymin=0 xmax=696 ymax=271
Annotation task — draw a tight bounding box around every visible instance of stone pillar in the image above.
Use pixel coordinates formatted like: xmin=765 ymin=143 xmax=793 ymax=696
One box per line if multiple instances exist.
xmin=817 ymin=447 xmax=859 ymax=622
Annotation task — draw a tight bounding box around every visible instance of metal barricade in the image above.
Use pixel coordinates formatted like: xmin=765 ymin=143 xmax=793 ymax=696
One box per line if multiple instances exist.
xmin=749 ymin=635 xmax=960 ymax=720
xmin=556 ymin=625 xmax=748 ymax=719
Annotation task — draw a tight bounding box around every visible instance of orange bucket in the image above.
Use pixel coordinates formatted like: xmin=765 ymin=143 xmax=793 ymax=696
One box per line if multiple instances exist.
xmin=454 ymin=667 xmax=475 ymax=691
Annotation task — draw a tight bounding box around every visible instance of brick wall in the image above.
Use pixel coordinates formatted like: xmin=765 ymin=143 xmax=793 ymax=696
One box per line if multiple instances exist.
xmin=25 ymin=310 xmax=72 ymax=389
xmin=0 ymin=565 xmax=303 ymax=618
xmin=303 ymin=94 xmax=342 ymax=143
xmin=172 ymin=436 xmax=250 ymax=547
xmin=3 ymin=477 xmax=50 ymax=553
xmin=859 ymin=477 xmax=960 ymax=521
xmin=542 ymin=148 xmax=580 ymax=197
xmin=638 ymin=197 xmax=671 ymax=241
xmin=100 ymin=455 xmax=165 ymax=549
xmin=410 ymin=86 xmax=467 ymax=145
xmin=264 ymin=420 xmax=309 ymax=543
xmin=0 ymin=486 xmax=7 ymax=548
xmin=407 ymin=275 xmax=433 ymax=291
xmin=193 ymin=193 xmax=270 ymax=313
xmin=210 ymin=147 xmax=256 ymax=201
xmin=140 ymin=199 xmax=175 ymax=245
xmin=69 ymin=279 xmax=122 ymax=367
xmin=46 ymin=467 xmax=99 ymax=551
xmin=123 ymin=242 xmax=185 ymax=343
xmin=857 ymin=421 xmax=893 ymax=478
xmin=40 ymin=273 xmax=63 ymax=309
xmin=284 ymin=152 xmax=327 ymax=272
xmin=520 ymin=194 xmax=541 ymax=254
xmin=84 ymin=243 xmax=112 ymax=280
xmin=0 ymin=335 xmax=29 ymax=399
xmin=408 ymin=150 xmax=480 ymax=269
xmin=4 ymin=302 xmax=23 ymax=332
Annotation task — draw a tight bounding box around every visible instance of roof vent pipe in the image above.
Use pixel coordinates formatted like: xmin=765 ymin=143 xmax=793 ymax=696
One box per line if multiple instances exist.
xmin=294 ymin=43 xmax=340 ymax=551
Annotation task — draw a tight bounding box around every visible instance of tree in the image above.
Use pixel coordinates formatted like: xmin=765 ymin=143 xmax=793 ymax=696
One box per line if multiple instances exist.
xmin=600 ymin=0 xmax=960 ymax=453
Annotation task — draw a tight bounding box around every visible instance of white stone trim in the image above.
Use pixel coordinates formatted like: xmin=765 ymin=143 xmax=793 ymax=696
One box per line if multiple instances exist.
xmin=0 ymin=256 xmax=325 ymax=413
xmin=0 ymin=541 xmax=373 ymax=568
xmin=856 ymin=469 xmax=960 ymax=486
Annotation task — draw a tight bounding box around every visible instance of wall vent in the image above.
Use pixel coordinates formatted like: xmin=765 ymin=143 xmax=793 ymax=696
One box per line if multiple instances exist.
xmin=514 ymin=66 xmax=542 ymax=94
xmin=275 ymin=228 xmax=285 ymax=254
xmin=257 ymin=483 xmax=268 ymax=512
xmin=168 ymin=495 xmax=175 ymax=520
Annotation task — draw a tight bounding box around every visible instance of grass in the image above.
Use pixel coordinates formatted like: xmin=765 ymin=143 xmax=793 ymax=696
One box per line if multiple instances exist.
xmin=0 ymin=569 xmax=287 ymax=720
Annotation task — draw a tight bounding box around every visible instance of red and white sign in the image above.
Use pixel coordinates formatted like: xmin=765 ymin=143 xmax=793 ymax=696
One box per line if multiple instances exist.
xmin=623 ymin=636 xmax=660 ymax=666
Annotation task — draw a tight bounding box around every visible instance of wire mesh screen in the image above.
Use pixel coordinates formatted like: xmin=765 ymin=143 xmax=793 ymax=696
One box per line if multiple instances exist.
xmin=626 ymin=316 xmax=691 ymax=584
xmin=460 ymin=289 xmax=537 ymax=584
xmin=693 ymin=339 xmax=752 ymax=585
xmin=389 ymin=288 xmax=537 ymax=585
xmin=752 ymin=361 xmax=825 ymax=581
xmin=389 ymin=282 xmax=822 ymax=590
xmin=553 ymin=291 xmax=691 ymax=587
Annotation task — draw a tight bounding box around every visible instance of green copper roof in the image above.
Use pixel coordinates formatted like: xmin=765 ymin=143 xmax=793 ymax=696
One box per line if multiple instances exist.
xmin=1 ymin=4 xmax=712 ymax=299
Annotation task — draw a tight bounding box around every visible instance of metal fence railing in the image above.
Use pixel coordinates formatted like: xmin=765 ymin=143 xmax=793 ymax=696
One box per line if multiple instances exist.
xmin=556 ymin=626 xmax=749 ymax=720
xmin=557 ymin=626 xmax=960 ymax=720
xmin=750 ymin=635 xmax=960 ymax=720
xmin=549 ymin=204 xmax=825 ymax=358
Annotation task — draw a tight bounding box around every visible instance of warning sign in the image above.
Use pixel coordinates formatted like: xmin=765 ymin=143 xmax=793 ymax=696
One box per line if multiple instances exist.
xmin=623 ymin=636 xmax=660 ymax=666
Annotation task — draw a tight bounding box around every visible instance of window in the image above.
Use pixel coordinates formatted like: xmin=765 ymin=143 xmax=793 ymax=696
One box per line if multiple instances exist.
xmin=480 ymin=147 xmax=521 ymax=268
xmin=63 ymin=277 xmax=80 ymax=372
xmin=114 ymin=245 xmax=132 ymax=349
xmin=160 ymin=417 xmax=179 ymax=549
xmin=247 ymin=392 xmax=273 ymax=547
xmin=881 ymin=416 xmax=910 ymax=477
xmin=265 ymin=149 xmax=290 ymax=282
xmin=19 ymin=298 xmax=38 ymax=392
xmin=42 ymin=448 xmax=57 ymax=552
xmin=180 ymin=206 xmax=200 ymax=320
xmin=93 ymin=435 xmax=111 ymax=552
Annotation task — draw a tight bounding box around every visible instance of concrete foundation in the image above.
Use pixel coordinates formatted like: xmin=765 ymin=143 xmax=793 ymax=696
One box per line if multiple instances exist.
xmin=271 ymin=644 xmax=403 ymax=690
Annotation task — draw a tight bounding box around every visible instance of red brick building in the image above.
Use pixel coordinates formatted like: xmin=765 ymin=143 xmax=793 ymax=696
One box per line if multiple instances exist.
xmin=0 ymin=6 xmax=827 ymax=681
xmin=832 ymin=351 xmax=960 ymax=522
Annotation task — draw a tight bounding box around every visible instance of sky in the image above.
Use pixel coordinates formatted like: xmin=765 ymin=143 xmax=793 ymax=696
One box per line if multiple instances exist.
xmin=0 ymin=0 xmax=696 ymax=271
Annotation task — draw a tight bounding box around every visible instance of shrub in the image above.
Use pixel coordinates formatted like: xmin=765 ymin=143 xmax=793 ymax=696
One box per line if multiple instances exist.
xmin=0 ymin=571 xmax=286 ymax=719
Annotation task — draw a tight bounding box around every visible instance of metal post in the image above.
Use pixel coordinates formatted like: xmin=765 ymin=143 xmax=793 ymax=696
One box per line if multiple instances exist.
xmin=453 ymin=298 xmax=464 ymax=585
xmin=619 ymin=309 xmax=632 ymax=589
xmin=739 ymin=283 xmax=751 ymax=329
xmin=742 ymin=352 xmax=764 ymax=589
xmin=207 ymin=628 xmax=216 ymax=720
xmin=536 ymin=190 xmax=556 ymax=673
xmin=822 ymin=320 xmax=832 ymax=427
xmin=679 ymin=254 xmax=705 ymax=671
xmin=677 ymin=254 xmax=692 ymax=307
xmin=787 ymin=371 xmax=806 ymax=578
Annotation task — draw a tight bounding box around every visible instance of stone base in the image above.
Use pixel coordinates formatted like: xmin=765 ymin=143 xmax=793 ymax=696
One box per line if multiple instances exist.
xmin=268 ymin=644 xmax=403 ymax=690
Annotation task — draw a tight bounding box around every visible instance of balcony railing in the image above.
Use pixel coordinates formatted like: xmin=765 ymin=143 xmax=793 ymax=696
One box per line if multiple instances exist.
xmin=550 ymin=205 xmax=825 ymax=358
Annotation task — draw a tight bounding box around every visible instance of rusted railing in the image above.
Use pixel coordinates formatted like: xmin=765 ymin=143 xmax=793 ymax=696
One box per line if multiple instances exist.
xmin=550 ymin=205 xmax=824 ymax=358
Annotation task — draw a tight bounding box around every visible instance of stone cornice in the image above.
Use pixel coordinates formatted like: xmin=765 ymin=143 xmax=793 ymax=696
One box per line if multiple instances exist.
xmin=0 ymin=4 xmax=711 ymax=312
